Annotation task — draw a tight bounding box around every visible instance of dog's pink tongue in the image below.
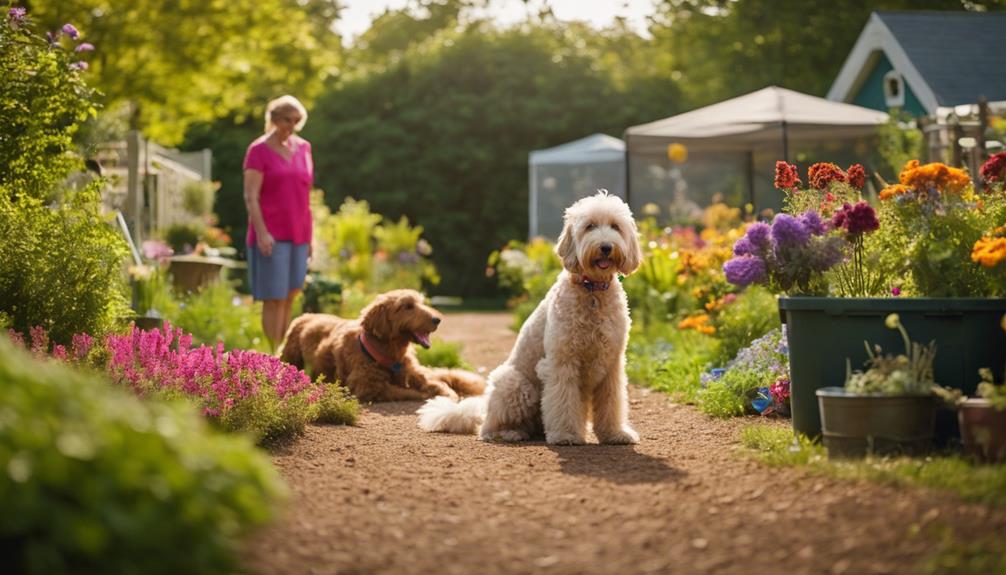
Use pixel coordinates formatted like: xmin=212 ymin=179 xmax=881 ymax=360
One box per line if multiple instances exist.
xmin=414 ymin=331 xmax=432 ymax=349
xmin=596 ymin=259 xmax=611 ymax=270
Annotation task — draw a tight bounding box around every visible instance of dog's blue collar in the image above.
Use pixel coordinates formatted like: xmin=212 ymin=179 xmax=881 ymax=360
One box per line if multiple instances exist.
xmin=359 ymin=333 xmax=403 ymax=373
xmin=573 ymin=274 xmax=611 ymax=293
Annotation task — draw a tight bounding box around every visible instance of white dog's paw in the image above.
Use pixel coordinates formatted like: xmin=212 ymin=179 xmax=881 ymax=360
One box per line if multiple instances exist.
xmin=597 ymin=426 xmax=639 ymax=445
xmin=545 ymin=431 xmax=586 ymax=445
xmin=479 ymin=428 xmax=529 ymax=443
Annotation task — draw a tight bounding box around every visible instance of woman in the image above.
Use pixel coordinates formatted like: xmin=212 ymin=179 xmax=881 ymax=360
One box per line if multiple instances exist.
xmin=243 ymin=95 xmax=313 ymax=351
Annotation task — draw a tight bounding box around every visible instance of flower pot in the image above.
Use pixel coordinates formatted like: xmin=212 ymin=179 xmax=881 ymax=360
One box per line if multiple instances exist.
xmin=168 ymin=255 xmax=234 ymax=293
xmin=958 ymin=398 xmax=1006 ymax=463
xmin=780 ymin=297 xmax=1006 ymax=441
xmin=817 ymin=387 xmax=935 ymax=458
xmin=132 ymin=316 xmax=165 ymax=332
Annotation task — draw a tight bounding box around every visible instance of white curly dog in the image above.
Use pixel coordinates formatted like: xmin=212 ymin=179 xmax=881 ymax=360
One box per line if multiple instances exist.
xmin=418 ymin=191 xmax=643 ymax=444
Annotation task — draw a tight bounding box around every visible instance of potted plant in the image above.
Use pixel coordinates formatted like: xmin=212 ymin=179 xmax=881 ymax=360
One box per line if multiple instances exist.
xmin=817 ymin=313 xmax=940 ymax=458
xmin=958 ymin=367 xmax=1006 ymax=463
xmin=735 ymin=159 xmax=1006 ymax=440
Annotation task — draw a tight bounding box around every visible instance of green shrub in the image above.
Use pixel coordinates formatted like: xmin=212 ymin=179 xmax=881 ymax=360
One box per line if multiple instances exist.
xmin=163 ymin=221 xmax=203 ymax=254
xmin=313 ymin=382 xmax=360 ymax=425
xmin=699 ymin=327 xmax=788 ymax=418
xmin=173 ymin=280 xmax=269 ymax=352
xmin=0 ymin=186 xmax=130 ymax=345
xmin=416 ymin=337 xmax=473 ymax=370
xmin=0 ymin=337 xmax=285 ymax=575
xmin=627 ymin=324 xmax=719 ymax=405
xmin=0 ymin=14 xmax=129 ymax=344
xmin=712 ymin=286 xmax=780 ymax=365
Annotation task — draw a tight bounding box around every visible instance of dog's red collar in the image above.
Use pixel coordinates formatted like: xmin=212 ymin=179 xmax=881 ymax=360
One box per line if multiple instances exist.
xmin=572 ymin=274 xmax=611 ymax=292
xmin=359 ymin=332 xmax=403 ymax=373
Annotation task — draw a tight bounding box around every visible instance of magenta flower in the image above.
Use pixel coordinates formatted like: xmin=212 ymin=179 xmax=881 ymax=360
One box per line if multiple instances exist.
xmin=831 ymin=201 xmax=879 ymax=236
xmin=8 ymin=7 xmax=26 ymax=22
xmin=75 ymin=42 xmax=95 ymax=52
xmin=61 ymin=23 xmax=79 ymax=39
xmin=891 ymin=286 xmax=902 ymax=296
xmin=70 ymin=61 xmax=89 ymax=71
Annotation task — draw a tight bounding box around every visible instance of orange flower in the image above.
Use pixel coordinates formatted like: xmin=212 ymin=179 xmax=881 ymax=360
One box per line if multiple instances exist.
xmin=973 ymin=236 xmax=1006 ymax=268
xmin=899 ymin=160 xmax=971 ymax=195
xmin=677 ymin=314 xmax=716 ymax=335
xmin=879 ymin=184 xmax=911 ymax=200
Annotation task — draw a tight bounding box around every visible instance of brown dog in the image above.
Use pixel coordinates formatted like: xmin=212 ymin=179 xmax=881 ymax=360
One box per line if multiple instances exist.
xmin=280 ymin=289 xmax=486 ymax=402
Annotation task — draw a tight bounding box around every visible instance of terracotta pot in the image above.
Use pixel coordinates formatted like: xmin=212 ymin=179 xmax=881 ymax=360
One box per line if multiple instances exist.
xmin=958 ymin=398 xmax=1006 ymax=464
xmin=168 ymin=255 xmax=230 ymax=293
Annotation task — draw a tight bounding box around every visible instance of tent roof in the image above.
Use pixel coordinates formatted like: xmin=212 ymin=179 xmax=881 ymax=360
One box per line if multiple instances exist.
xmin=530 ymin=133 xmax=625 ymax=166
xmin=625 ymin=86 xmax=888 ymax=151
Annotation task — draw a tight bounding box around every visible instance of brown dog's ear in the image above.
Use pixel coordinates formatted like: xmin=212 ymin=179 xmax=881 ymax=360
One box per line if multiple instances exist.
xmin=361 ymin=294 xmax=395 ymax=340
xmin=619 ymin=219 xmax=643 ymax=276
xmin=555 ymin=219 xmax=580 ymax=273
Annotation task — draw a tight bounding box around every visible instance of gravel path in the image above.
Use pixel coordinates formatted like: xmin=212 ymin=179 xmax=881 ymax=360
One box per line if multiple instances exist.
xmin=245 ymin=312 xmax=1006 ymax=575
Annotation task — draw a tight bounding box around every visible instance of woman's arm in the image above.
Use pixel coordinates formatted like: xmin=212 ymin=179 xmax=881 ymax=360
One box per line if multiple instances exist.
xmin=243 ymin=168 xmax=274 ymax=256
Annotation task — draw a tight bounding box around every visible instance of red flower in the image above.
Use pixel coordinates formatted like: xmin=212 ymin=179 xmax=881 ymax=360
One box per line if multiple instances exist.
xmin=847 ymin=164 xmax=867 ymax=190
xmin=808 ymin=163 xmax=847 ymax=190
xmin=774 ymin=161 xmax=802 ymax=190
xmin=980 ymin=152 xmax=1006 ymax=184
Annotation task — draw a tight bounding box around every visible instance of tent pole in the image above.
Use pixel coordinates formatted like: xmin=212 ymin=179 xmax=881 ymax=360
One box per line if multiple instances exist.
xmin=623 ymin=137 xmax=632 ymax=210
xmin=747 ymin=151 xmax=755 ymax=209
xmin=781 ymin=120 xmax=789 ymax=163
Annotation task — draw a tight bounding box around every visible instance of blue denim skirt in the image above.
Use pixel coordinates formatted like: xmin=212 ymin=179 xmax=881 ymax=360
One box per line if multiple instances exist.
xmin=249 ymin=241 xmax=308 ymax=301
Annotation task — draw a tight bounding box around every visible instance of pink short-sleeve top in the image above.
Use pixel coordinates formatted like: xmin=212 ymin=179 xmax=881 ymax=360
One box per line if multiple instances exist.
xmin=243 ymin=135 xmax=313 ymax=246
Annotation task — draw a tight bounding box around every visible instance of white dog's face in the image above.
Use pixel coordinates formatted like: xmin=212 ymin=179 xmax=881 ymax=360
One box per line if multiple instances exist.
xmin=556 ymin=191 xmax=642 ymax=279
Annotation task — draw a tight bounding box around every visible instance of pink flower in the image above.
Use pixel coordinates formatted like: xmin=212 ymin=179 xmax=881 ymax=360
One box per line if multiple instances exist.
xmin=61 ymin=23 xmax=79 ymax=39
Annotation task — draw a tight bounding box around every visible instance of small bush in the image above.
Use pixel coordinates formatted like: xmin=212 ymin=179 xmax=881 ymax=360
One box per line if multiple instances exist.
xmin=0 ymin=337 xmax=285 ymax=575
xmin=0 ymin=186 xmax=130 ymax=344
xmin=167 ymin=278 xmax=269 ymax=353
xmin=416 ymin=337 xmax=473 ymax=370
xmin=314 ymin=382 xmax=360 ymax=425
xmin=627 ymin=325 xmax=719 ymax=405
xmin=713 ymin=286 xmax=780 ymax=365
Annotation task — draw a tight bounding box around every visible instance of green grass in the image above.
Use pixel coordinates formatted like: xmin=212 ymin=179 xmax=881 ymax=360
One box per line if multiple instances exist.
xmin=740 ymin=424 xmax=1006 ymax=507
xmin=921 ymin=527 xmax=1006 ymax=575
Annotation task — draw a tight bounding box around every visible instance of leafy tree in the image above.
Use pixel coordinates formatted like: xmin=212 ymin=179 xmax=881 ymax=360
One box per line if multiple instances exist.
xmin=308 ymin=21 xmax=682 ymax=295
xmin=23 ymin=0 xmax=343 ymax=144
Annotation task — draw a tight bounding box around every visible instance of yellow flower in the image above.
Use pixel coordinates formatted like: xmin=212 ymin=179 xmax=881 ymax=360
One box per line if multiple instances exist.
xmin=884 ymin=313 xmax=901 ymax=330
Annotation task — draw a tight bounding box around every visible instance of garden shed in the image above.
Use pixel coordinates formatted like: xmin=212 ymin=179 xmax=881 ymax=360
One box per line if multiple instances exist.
xmin=623 ymin=86 xmax=888 ymax=219
xmin=528 ymin=133 xmax=626 ymax=239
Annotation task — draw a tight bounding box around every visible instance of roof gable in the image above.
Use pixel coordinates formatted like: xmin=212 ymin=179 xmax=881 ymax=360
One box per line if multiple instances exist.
xmin=829 ymin=11 xmax=1006 ymax=113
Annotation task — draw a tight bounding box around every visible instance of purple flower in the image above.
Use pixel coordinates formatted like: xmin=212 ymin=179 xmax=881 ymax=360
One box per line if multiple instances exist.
xmin=61 ymin=23 xmax=79 ymax=39
xmin=70 ymin=61 xmax=89 ymax=71
xmin=891 ymin=286 xmax=902 ymax=296
xmin=797 ymin=211 xmax=827 ymax=236
xmin=770 ymin=214 xmax=811 ymax=249
xmin=8 ymin=7 xmax=26 ymax=22
xmin=745 ymin=222 xmax=771 ymax=251
xmin=732 ymin=236 xmax=755 ymax=257
xmin=723 ymin=255 xmax=767 ymax=286
xmin=75 ymin=42 xmax=95 ymax=52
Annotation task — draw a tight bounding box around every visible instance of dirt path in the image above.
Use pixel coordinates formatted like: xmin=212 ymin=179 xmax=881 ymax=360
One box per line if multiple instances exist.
xmin=246 ymin=312 xmax=1006 ymax=575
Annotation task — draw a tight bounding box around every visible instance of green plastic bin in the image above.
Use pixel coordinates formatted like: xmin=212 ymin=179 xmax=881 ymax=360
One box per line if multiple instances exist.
xmin=779 ymin=297 xmax=1006 ymax=441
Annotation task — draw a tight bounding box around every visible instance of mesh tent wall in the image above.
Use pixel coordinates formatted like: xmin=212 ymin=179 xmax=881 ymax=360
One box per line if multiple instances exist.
xmin=529 ymin=133 xmax=626 ymax=239
xmin=624 ymin=86 xmax=889 ymax=221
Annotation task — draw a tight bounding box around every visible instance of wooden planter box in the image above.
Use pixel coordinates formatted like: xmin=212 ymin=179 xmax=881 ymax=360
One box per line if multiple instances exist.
xmin=168 ymin=255 xmax=235 ymax=293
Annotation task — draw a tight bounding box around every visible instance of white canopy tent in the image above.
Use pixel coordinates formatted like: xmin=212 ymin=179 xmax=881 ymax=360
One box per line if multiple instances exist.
xmin=624 ymin=86 xmax=889 ymax=218
xmin=528 ymin=133 xmax=625 ymax=239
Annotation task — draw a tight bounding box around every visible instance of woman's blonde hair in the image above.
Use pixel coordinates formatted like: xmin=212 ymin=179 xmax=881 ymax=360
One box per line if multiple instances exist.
xmin=264 ymin=95 xmax=308 ymax=134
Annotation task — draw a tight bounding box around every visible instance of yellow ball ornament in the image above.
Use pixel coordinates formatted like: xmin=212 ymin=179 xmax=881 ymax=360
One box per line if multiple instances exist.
xmin=667 ymin=142 xmax=688 ymax=164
